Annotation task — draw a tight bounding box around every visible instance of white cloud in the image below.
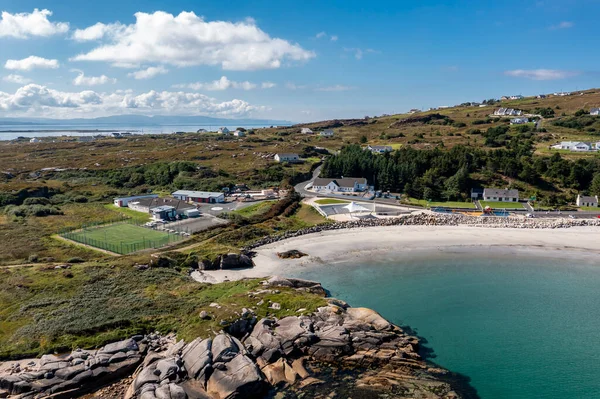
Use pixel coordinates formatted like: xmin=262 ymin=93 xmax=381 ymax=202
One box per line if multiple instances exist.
xmin=315 ymin=85 xmax=355 ymax=92
xmin=2 ymin=74 xmax=32 ymax=84
xmin=504 ymin=69 xmax=579 ymax=80
xmin=72 ymin=70 xmax=116 ymax=86
xmin=173 ymin=76 xmax=277 ymax=91
xmin=549 ymin=21 xmax=573 ymax=30
xmin=0 ymin=9 xmax=68 ymax=38
xmin=0 ymin=84 xmax=265 ymax=118
xmin=316 ymin=31 xmax=338 ymax=41
xmin=344 ymin=47 xmax=379 ymax=60
xmin=72 ymin=11 xmax=315 ymax=71
xmin=261 ymin=82 xmax=276 ymax=89
xmin=72 ymin=22 xmax=124 ymax=41
xmin=5 ymin=56 xmax=59 ymax=71
xmin=128 ymin=66 xmax=169 ymax=80
xmin=285 ymin=82 xmax=307 ymax=90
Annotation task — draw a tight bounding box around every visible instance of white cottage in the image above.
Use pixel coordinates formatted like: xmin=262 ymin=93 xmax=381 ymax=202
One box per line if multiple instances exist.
xmin=312 ymin=177 xmax=369 ymax=192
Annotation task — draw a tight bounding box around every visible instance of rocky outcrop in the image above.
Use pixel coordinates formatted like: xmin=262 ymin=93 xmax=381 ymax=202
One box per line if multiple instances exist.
xmin=199 ymin=254 xmax=254 ymax=271
xmin=0 ymin=278 xmax=463 ymax=399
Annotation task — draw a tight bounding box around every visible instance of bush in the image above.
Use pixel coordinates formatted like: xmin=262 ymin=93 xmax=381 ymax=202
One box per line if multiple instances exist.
xmin=452 ymin=122 xmax=466 ymax=128
xmin=67 ymin=257 xmax=85 ymax=264
xmin=472 ymin=119 xmax=491 ymax=125
xmin=72 ymin=196 xmax=88 ymax=203
xmin=467 ymin=129 xmax=482 ymax=135
xmin=28 ymin=254 xmax=39 ymax=263
xmin=23 ymin=197 xmax=51 ymax=206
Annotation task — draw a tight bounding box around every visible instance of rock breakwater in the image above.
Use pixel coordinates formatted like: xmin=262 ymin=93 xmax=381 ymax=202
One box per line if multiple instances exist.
xmin=244 ymin=213 xmax=600 ymax=250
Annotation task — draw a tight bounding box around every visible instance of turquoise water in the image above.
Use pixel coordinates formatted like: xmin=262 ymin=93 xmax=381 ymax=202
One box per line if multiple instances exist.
xmin=289 ymin=250 xmax=600 ymax=399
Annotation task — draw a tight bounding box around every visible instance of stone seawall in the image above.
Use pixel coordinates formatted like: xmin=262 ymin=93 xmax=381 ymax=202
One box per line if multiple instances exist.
xmin=244 ymin=213 xmax=600 ymax=251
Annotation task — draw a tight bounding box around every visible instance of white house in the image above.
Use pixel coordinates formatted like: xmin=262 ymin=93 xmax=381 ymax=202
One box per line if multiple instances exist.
xmin=553 ymin=141 xmax=593 ymax=152
xmin=172 ymin=190 xmax=225 ymax=204
xmin=301 ymin=128 xmax=314 ymax=134
xmin=29 ymin=138 xmax=39 ymax=143
xmin=590 ymin=108 xmax=600 ymax=116
xmin=408 ymin=108 xmax=421 ymax=114
xmin=196 ymin=129 xmax=208 ymax=133
xmin=312 ymin=177 xmax=369 ymax=192
xmin=233 ymin=130 xmax=246 ymax=137
xmin=366 ymin=145 xmax=393 ymax=154
xmin=509 ymin=95 xmax=524 ymax=100
xmin=576 ymin=194 xmax=598 ymax=207
xmin=319 ymin=129 xmax=334 ymax=137
xmin=274 ymin=153 xmax=301 ymax=163
xmin=494 ymin=108 xmax=522 ymax=116
xmin=510 ymin=117 xmax=529 ymax=125
xmin=482 ymin=188 xmax=519 ymax=202
xmin=537 ymin=94 xmax=547 ymax=99
xmin=217 ymin=127 xmax=230 ymax=134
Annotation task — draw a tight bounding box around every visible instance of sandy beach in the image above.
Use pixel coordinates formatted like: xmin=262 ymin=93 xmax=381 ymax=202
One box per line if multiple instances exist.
xmin=192 ymin=225 xmax=600 ymax=283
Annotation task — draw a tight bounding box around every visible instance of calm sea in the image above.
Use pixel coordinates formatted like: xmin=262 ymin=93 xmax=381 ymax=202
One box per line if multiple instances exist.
xmin=0 ymin=123 xmax=283 ymax=141
xmin=289 ymin=250 xmax=600 ymax=399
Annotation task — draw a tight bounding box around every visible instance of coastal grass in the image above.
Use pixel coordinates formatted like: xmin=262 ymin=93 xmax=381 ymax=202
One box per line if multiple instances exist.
xmin=480 ymin=201 xmax=525 ymax=209
xmin=314 ymin=199 xmax=350 ymax=205
xmin=102 ymin=203 xmax=151 ymax=223
xmin=579 ymin=206 xmax=600 ymax=211
xmin=231 ymin=201 xmax=276 ymax=218
xmin=0 ymin=263 xmax=327 ymax=360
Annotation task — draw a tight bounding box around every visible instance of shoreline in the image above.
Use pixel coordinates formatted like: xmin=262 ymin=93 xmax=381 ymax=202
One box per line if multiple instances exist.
xmin=193 ymin=225 xmax=600 ymax=283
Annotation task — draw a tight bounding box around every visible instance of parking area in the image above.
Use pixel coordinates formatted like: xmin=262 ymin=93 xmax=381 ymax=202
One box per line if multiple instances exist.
xmin=153 ymin=214 xmax=229 ymax=234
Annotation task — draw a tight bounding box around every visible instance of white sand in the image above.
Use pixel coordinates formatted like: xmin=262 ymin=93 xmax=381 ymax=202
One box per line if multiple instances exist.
xmin=192 ymin=225 xmax=600 ymax=283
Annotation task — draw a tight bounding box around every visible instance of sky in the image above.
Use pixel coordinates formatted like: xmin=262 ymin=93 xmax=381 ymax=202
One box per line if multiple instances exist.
xmin=0 ymin=0 xmax=598 ymax=122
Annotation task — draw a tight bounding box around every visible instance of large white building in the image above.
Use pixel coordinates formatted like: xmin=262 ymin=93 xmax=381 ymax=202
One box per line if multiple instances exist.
xmin=312 ymin=177 xmax=369 ymax=192
xmin=366 ymin=145 xmax=393 ymax=154
xmin=494 ymin=108 xmax=523 ymax=116
xmin=551 ymin=141 xmax=596 ymax=152
xmin=113 ymin=194 xmax=159 ymax=207
xmin=482 ymin=188 xmax=519 ymax=202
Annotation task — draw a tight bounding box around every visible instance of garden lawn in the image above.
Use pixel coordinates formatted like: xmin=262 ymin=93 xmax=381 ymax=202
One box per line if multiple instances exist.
xmin=480 ymin=201 xmax=525 ymax=209
xmin=403 ymin=198 xmax=475 ymax=208
xmin=314 ymin=199 xmax=349 ymax=205
xmin=64 ymin=223 xmax=179 ymax=254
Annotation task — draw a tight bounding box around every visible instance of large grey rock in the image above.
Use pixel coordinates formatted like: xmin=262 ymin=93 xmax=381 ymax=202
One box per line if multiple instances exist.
xmin=219 ymin=254 xmax=253 ymax=270
xmin=134 ymin=366 xmax=161 ymax=392
xmin=155 ymin=383 xmax=188 ymax=399
xmin=211 ymin=335 xmax=239 ymax=364
xmin=53 ymin=364 xmax=86 ymax=380
xmin=100 ymin=338 xmax=139 ymax=355
xmin=206 ymin=354 xmax=266 ymax=399
xmin=155 ymin=358 xmax=180 ymax=381
xmin=182 ymin=338 xmax=212 ymax=381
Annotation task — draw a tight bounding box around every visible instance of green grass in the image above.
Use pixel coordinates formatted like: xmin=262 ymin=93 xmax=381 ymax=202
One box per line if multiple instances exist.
xmin=579 ymin=206 xmax=600 ymax=211
xmin=232 ymin=201 xmax=276 ymax=218
xmin=480 ymin=201 xmax=525 ymax=209
xmin=0 ymin=264 xmax=327 ymax=360
xmin=103 ymin=203 xmax=151 ymax=223
xmin=62 ymin=223 xmax=181 ymax=254
xmin=403 ymin=197 xmax=475 ymax=208
xmin=314 ymin=198 xmax=350 ymax=205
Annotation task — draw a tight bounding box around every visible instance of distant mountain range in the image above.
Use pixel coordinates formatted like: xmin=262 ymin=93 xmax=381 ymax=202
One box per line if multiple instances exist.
xmin=0 ymin=115 xmax=293 ymax=126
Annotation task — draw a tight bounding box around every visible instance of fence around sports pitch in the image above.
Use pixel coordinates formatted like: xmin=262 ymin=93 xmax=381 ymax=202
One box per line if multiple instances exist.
xmin=58 ymin=220 xmax=185 ymax=255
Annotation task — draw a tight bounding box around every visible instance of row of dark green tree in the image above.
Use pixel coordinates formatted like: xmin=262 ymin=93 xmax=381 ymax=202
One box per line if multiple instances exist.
xmin=321 ymin=144 xmax=600 ymax=202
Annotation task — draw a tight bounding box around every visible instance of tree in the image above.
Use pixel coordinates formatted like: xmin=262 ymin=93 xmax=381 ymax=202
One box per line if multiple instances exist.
xmin=590 ymin=174 xmax=600 ymax=196
xmin=359 ymin=135 xmax=368 ymax=144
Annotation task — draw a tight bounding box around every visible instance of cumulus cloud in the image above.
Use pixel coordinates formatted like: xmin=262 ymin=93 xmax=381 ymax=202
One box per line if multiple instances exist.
xmin=5 ymin=56 xmax=59 ymax=71
xmin=72 ymin=70 xmax=116 ymax=86
xmin=549 ymin=21 xmax=573 ymax=30
xmin=72 ymin=22 xmax=124 ymax=41
xmin=2 ymin=74 xmax=32 ymax=84
xmin=128 ymin=66 xmax=169 ymax=80
xmin=173 ymin=76 xmax=276 ymax=91
xmin=0 ymin=84 xmax=265 ymax=117
xmin=315 ymin=85 xmax=355 ymax=92
xmin=71 ymin=11 xmax=315 ymax=71
xmin=285 ymin=82 xmax=307 ymax=90
xmin=0 ymin=9 xmax=69 ymax=38
xmin=504 ymin=69 xmax=579 ymax=80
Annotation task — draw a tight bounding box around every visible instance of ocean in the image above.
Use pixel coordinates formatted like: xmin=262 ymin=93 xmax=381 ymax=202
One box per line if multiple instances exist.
xmin=0 ymin=123 xmax=284 ymax=141
xmin=289 ymin=250 xmax=600 ymax=399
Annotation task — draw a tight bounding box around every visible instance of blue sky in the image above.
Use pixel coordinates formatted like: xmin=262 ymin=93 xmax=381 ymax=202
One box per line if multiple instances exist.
xmin=0 ymin=0 xmax=598 ymax=121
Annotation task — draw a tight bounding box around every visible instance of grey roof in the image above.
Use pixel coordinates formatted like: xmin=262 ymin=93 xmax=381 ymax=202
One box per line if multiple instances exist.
xmin=483 ymin=188 xmax=519 ymax=198
xmin=368 ymin=145 xmax=392 ymax=151
xmin=132 ymin=197 xmax=196 ymax=211
xmin=172 ymin=190 xmax=224 ymax=199
xmin=114 ymin=194 xmax=158 ymax=201
xmin=275 ymin=153 xmax=299 ymax=157
xmin=313 ymin=177 xmax=367 ymax=188
xmin=591 ymin=108 xmax=600 ymax=113
xmin=578 ymin=195 xmax=598 ymax=202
